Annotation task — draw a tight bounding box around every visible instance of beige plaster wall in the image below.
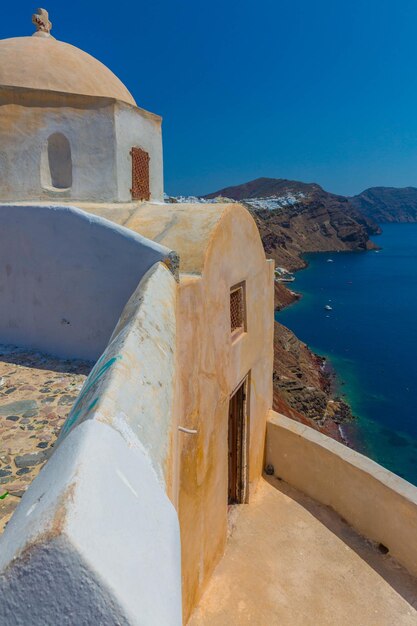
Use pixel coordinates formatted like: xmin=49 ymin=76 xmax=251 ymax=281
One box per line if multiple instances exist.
xmin=0 ymin=35 xmax=136 ymax=106
xmin=176 ymin=205 xmax=274 ymax=621
xmin=266 ymin=411 xmax=417 ymax=579
xmin=76 ymin=200 xmax=275 ymax=619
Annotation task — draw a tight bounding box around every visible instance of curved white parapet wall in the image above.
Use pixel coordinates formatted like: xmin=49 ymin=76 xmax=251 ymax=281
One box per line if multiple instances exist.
xmin=266 ymin=411 xmax=417 ymax=579
xmin=57 ymin=262 xmax=179 ymax=487
xmin=0 ymin=204 xmax=177 ymax=359
xmin=0 ymin=263 xmax=182 ymax=625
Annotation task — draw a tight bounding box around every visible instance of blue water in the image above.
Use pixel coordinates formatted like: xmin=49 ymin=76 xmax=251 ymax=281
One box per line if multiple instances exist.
xmin=277 ymin=223 xmax=417 ymax=485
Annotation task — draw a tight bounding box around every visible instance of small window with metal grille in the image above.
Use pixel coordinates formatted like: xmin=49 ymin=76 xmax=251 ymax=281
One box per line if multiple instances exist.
xmin=130 ymin=147 xmax=150 ymax=201
xmin=230 ymin=282 xmax=246 ymax=338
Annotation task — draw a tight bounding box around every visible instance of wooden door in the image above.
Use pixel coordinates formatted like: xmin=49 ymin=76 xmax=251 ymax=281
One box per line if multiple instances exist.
xmin=131 ymin=147 xmax=150 ymax=201
xmin=228 ymin=381 xmax=246 ymax=504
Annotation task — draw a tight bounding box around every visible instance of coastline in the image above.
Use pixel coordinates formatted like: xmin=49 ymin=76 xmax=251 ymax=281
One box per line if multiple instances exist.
xmin=243 ymin=191 xmax=381 ymax=451
xmin=273 ymin=224 xmax=417 ymax=487
xmin=273 ymin=264 xmax=356 ymax=447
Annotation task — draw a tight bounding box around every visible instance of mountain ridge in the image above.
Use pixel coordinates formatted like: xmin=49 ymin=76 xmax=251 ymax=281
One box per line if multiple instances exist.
xmin=350 ymin=186 xmax=417 ymax=222
xmin=203 ymin=177 xmax=380 ymax=272
xmin=204 ymin=177 xmax=417 ymax=224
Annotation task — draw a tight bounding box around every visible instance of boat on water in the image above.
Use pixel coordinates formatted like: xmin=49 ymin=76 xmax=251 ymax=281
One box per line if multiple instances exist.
xmin=324 ymin=304 xmax=333 ymax=311
xmin=274 ymin=267 xmax=295 ymax=283
xmin=327 ymin=259 xmax=334 ymax=263
xmin=276 ymin=276 xmax=295 ymax=283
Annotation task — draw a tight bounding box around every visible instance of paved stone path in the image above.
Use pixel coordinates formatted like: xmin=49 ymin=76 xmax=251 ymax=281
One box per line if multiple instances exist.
xmin=0 ymin=347 xmax=92 ymax=533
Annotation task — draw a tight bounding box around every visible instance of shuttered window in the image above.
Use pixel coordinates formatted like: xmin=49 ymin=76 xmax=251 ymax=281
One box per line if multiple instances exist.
xmin=230 ymin=283 xmax=246 ymax=336
xmin=131 ymin=147 xmax=150 ymax=201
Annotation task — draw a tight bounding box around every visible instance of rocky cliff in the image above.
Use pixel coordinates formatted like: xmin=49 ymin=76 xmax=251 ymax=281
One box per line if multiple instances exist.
xmin=205 ymin=178 xmax=380 ymax=271
xmin=273 ymin=301 xmax=352 ymax=444
xmin=203 ymin=177 xmax=368 ymax=441
xmin=350 ymin=186 xmax=417 ymax=223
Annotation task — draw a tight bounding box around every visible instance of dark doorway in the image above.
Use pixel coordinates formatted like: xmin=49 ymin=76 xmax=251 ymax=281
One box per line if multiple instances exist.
xmin=228 ymin=379 xmax=248 ymax=505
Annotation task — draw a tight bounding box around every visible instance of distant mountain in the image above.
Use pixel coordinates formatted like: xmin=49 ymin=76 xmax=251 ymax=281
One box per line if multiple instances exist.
xmin=350 ymin=187 xmax=417 ymax=223
xmin=204 ymin=177 xmax=380 ymax=271
xmin=204 ymin=177 xmax=321 ymax=202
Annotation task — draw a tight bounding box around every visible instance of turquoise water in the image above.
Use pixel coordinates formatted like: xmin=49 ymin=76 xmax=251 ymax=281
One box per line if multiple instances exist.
xmin=277 ymin=223 xmax=417 ymax=485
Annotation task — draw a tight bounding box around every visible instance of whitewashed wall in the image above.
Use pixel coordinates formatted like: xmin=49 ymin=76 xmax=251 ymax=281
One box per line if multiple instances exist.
xmin=0 ymin=95 xmax=163 ymax=204
xmin=0 ymin=204 xmax=175 ymax=359
xmin=0 ymin=100 xmax=117 ymax=202
xmin=0 ymin=263 xmax=182 ymax=625
xmin=114 ymin=103 xmax=164 ymax=202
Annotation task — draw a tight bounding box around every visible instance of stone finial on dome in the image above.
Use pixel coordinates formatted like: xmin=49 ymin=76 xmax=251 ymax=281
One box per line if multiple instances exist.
xmin=32 ymin=8 xmax=52 ymax=36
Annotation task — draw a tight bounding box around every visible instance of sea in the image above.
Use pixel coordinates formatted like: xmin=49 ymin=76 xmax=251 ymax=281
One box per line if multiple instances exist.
xmin=277 ymin=223 xmax=417 ymax=486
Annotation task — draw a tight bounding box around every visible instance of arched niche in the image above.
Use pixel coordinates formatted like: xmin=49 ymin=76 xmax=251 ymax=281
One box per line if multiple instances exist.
xmin=41 ymin=132 xmax=73 ymax=190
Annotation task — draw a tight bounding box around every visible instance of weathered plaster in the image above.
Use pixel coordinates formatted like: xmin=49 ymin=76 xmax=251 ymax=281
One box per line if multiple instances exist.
xmin=0 ymin=96 xmax=163 ymax=203
xmin=173 ymin=204 xmax=274 ymax=620
xmin=114 ymin=103 xmax=164 ymax=202
xmin=82 ymin=200 xmax=275 ymax=618
xmin=0 ymin=262 xmax=181 ymax=624
xmin=36 ymin=201 xmax=232 ymax=275
xmin=0 ymin=419 xmax=182 ymax=625
xmin=57 ymin=262 xmax=178 ymax=491
xmin=127 ymin=204 xmax=274 ymax=620
xmin=189 ymin=477 xmax=417 ymax=626
xmin=0 ymin=32 xmax=163 ymax=204
xmin=266 ymin=411 xmax=417 ymax=579
xmin=0 ymin=98 xmax=116 ymax=201
xmin=122 ymin=203 xmax=229 ymax=274
xmin=0 ymin=199 xmax=273 ymax=621
xmin=82 ymin=201 xmax=274 ymax=619
xmin=0 ymin=204 xmax=172 ymax=359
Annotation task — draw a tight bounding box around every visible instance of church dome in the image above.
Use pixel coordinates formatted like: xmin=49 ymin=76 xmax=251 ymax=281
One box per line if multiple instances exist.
xmin=0 ymin=35 xmax=136 ymax=106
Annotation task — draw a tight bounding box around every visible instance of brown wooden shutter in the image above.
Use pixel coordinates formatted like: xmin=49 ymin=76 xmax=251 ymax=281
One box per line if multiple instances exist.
xmin=130 ymin=147 xmax=150 ymax=201
xmin=230 ymin=283 xmax=246 ymax=336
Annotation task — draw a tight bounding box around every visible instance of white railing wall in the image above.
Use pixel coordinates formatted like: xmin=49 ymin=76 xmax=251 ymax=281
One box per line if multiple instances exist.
xmin=0 ymin=262 xmax=182 ymax=625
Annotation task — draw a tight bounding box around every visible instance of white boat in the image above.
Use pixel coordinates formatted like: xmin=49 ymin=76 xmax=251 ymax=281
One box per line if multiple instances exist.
xmin=324 ymin=304 xmax=333 ymax=311
xmin=276 ymin=276 xmax=295 ymax=283
xmin=274 ymin=267 xmax=295 ymax=283
xmin=327 ymin=259 xmax=334 ymax=263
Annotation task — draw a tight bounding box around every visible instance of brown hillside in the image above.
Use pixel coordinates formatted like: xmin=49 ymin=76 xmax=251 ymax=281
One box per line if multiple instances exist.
xmin=204 ymin=177 xmax=380 ymax=272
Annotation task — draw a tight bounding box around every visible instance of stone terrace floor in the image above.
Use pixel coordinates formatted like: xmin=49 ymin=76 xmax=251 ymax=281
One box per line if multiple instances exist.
xmin=189 ymin=477 xmax=417 ymax=626
xmin=0 ymin=346 xmax=92 ymax=533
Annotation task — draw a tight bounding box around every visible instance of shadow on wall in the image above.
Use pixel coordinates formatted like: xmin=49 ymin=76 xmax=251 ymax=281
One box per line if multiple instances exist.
xmin=0 ymin=204 xmax=176 ymax=360
xmin=41 ymin=133 xmax=73 ymax=190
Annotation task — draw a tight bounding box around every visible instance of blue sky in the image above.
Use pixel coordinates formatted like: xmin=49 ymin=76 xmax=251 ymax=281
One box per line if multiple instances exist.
xmin=4 ymin=1 xmax=417 ymax=196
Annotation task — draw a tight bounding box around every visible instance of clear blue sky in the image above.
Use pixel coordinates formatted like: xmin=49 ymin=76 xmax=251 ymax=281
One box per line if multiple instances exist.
xmin=4 ymin=1 xmax=417 ymax=196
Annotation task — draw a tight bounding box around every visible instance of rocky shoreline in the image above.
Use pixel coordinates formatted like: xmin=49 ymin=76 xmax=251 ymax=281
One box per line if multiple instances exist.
xmin=176 ymin=177 xmax=371 ymax=446
xmin=273 ymin=281 xmax=355 ymax=446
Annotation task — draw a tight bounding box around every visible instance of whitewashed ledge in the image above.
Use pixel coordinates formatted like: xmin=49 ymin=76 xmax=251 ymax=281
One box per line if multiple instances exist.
xmin=0 ymin=263 xmax=182 ymax=626
xmin=266 ymin=410 xmax=417 ymax=578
